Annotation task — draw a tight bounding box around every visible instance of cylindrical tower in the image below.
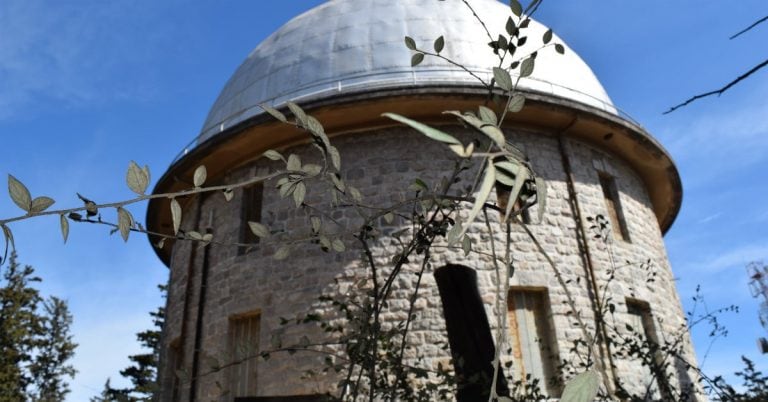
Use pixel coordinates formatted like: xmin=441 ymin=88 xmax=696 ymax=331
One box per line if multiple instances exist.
xmin=146 ymin=1 xmax=695 ymax=400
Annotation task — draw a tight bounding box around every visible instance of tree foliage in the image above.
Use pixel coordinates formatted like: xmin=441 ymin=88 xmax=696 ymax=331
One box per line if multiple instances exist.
xmin=0 ymin=252 xmax=76 ymax=401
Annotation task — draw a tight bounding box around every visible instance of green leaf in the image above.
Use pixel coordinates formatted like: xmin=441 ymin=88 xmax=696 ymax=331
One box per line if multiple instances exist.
xmin=117 ymin=207 xmax=132 ymax=242
xmin=59 ymin=214 xmax=69 ymax=243
xmin=30 ymin=196 xmax=55 ymax=213
xmin=156 ymin=238 xmax=166 ymax=249
xmin=508 ymin=93 xmax=526 ymax=113
xmin=409 ymin=178 xmax=429 ymax=193
xmin=310 ymin=216 xmax=321 ymax=233
xmin=506 ymin=17 xmax=515 ymax=35
xmin=444 ymin=111 xmax=505 ymax=149
xmin=293 ymin=181 xmax=306 ymax=207
xmin=461 ymin=235 xmax=471 ymax=256
xmin=223 ymin=188 xmax=234 ymax=202
xmin=331 ymin=239 xmax=345 ymax=252
xmin=248 ymin=222 xmax=270 ymax=238
xmin=287 ymin=154 xmax=301 ymax=171
xmin=493 ymin=67 xmax=513 ymax=91
xmin=478 ymin=105 xmax=498 ymax=126
xmin=383 ymin=212 xmax=394 ymax=224
xmin=560 ymin=370 xmax=600 ymax=402
xmin=170 ymin=198 xmax=182 ymax=235
xmin=411 ymin=53 xmax=425 ymax=67
xmin=193 ymin=165 xmax=207 ymax=188
xmin=1 ymin=224 xmax=14 ymax=252
xmin=382 ymin=113 xmax=461 ymax=145
xmin=434 ymin=35 xmax=445 ymax=53
xmin=505 ymin=167 xmax=529 ymax=222
xmin=274 ymin=246 xmax=290 ymax=260
xmin=535 ymin=176 xmax=547 ymax=222
xmin=510 ymin=0 xmax=523 ymax=17
xmin=263 ymin=150 xmax=285 ymax=161
xmin=187 ymin=231 xmax=203 ymax=241
xmin=495 ymin=169 xmax=516 ymax=186
xmin=454 ymin=160 xmax=495 ymax=244
xmin=404 ymin=36 xmax=417 ymax=50
xmin=349 ymin=186 xmax=362 ymax=203
xmin=555 ymin=43 xmax=565 ymax=54
xmin=301 ymin=164 xmax=322 ymax=176
xmin=259 ymin=104 xmax=287 ymax=123
xmin=329 ymin=173 xmax=345 ymax=192
xmin=287 ymin=102 xmax=307 ymax=127
xmin=446 ymin=220 xmax=463 ymax=245
xmin=8 ymin=174 xmax=32 ymax=212
xmin=126 ymin=161 xmax=149 ymax=195
xmin=328 ymin=145 xmax=341 ymax=170
xmin=543 ymin=29 xmax=553 ymax=44
xmin=520 ymin=57 xmax=535 ymax=78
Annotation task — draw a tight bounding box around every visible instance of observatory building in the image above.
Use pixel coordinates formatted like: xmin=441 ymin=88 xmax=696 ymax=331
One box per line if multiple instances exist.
xmin=146 ymin=0 xmax=697 ymax=400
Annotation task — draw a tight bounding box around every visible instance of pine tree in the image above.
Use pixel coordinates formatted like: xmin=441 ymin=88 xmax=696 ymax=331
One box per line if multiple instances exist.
xmin=104 ymin=284 xmax=166 ymax=401
xmin=0 ymin=252 xmax=77 ymax=401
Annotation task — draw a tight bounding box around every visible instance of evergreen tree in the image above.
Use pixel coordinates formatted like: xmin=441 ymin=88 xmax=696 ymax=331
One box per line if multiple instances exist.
xmin=103 ymin=284 xmax=166 ymax=401
xmin=0 ymin=252 xmax=77 ymax=401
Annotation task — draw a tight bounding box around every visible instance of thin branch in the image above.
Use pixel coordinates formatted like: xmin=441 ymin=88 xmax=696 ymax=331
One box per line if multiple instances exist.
xmin=664 ymin=58 xmax=768 ymax=114
xmin=730 ymin=15 xmax=768 ymax=40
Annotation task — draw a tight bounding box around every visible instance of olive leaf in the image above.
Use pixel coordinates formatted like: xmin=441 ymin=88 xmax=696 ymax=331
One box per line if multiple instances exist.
xmin=259 ymin=103 xmax=287 ymax=123
xmin=263 ymin=150 xmax=285 ymax=161
xmin=274 ymin=246 xmax=290 ymax=260
xmin=383 ymin=113 xmax=461 ymax=145
xmin=451 ymin=160 xmax=495 ymax=244
xmin=520 ymin=56 xmax=535 ymax=78
xmin=328 ymin=145 xmax=341 ymax=170
xmin=411 ymin=53 xmax=425 ymax=67
xmin=560 ymin=370 xmax=600 ymax=402
xmin=30 ymin=196 xmax=55 ymax=214
xmin=331 ymin=239 xmax=345 ymax=252
xmin=293 ymin=182 xmax=306 ymax=207
xmin=478 ymin=105 xmax=498 ymax=126
xmin=493 ymin=67 xmax=513 ymax=91
xmin=508 ymin=93 xmax=526 ymax=113
xmin=434 ymin=35 xmax=445 ymax=53
xmin=8 ymin=174 xmax=32 ymax=212
xmin=193 ymin=165 xmax=207 ymax=188
xmin=60 ymin=214 xmax=69 ymax=243
xmin=170 ymin=198 xmax=182 ymax=235
xmin=543 ymin=28 xmax=553 ymax=44
xmin=126 ymin=161 xmax=150 ymax=195
xmin=117 ymin=207 xmax=132 ymax=242
xmin=287 ymin=102 xmax=308 ymax=127
xmin=404 ymin=36 xmax=417 ymax=50
xmin=287 ymin=154 xmax=301 ymax=171
xmin=248 ymin=222 xmax=270 ymax=238
xmin=510 ymin=0 xmax=523 ymax=17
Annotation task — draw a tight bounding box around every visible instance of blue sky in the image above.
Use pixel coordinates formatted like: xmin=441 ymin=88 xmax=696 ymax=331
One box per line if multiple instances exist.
xmin=0 ymin=1 xmax=765 ymax=400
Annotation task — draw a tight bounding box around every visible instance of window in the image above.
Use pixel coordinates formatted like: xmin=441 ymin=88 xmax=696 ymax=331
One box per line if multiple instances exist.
xmin=625 ymin=299 xmax=671 ymax=399
xmin=239 ymin=183 xmax=264 ymax=254
xmin=507 ymin=288 xmax=559 ymax=396
xmin=598 ymin=173 xmax=630 ymax=242
xmin=229 ymin=313 xmax=261 ymax=398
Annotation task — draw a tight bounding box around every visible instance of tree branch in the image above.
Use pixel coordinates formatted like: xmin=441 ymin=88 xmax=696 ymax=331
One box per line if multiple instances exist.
xmin=730 ymin=15 xmax=768 ymax=40
xmin=664 ymin=58 xmax=768 ymax=114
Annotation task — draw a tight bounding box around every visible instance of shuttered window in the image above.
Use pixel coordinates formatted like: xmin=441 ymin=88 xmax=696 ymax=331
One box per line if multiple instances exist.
xmin=229 ymin=313 xmax=261 ymax=398
xmin=507 ymin=288 xmax=559 ymax=396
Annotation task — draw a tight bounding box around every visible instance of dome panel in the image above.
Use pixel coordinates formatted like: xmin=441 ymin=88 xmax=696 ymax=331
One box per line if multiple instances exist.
xmin=199 ymin=0 xmax=616 ymax=141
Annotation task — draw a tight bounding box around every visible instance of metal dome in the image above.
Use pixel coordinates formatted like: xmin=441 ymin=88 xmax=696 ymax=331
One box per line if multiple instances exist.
xmin=199 ymin=0 xmax=616 ymax=141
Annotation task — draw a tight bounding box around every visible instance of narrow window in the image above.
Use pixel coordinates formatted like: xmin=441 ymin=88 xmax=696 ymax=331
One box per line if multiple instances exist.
xmin=229 ymin=313 xmax=261 ymax=398
xmin=625 ymin=299 xmax=673 ymax=399
xmin=239 ymin=183 xmax=264 ymax=254
xmin=507 ymin=288 xmax=560 ymax=396
xmin=598 ymin=173 xmax=630 ymax=242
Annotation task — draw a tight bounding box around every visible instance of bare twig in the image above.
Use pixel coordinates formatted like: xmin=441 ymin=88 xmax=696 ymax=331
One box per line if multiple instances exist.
xmin=664 ymin=58 xmax=768 ymax=114
xmin=730 ymin=15 xmax=768 ymax=40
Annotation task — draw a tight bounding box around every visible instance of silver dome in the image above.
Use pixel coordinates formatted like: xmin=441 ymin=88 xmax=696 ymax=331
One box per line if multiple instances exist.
xmin=199 ymin=0 xmax=616 ymax=141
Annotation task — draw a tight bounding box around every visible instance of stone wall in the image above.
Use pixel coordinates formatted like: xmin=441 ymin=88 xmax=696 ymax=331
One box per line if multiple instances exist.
xmin=158 ymin=126 xmax=699 ymax=401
